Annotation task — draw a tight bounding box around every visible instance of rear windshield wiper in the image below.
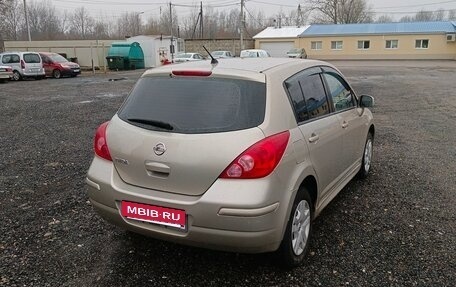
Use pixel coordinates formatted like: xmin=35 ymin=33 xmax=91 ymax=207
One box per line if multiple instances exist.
xmin=127 ymin=118 xmax=174 ymax=130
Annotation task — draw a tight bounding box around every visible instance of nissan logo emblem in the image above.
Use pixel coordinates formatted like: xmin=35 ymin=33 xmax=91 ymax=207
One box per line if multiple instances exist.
xmin=153 ymin=143 xmax=166 ymax=156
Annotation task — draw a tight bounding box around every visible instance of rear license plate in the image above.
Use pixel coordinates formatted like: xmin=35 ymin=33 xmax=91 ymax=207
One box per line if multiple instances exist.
xmin=121 ymin=201 xmax=186 ymax=230
xmin=73 ymin=69 xmax=80 ymax=72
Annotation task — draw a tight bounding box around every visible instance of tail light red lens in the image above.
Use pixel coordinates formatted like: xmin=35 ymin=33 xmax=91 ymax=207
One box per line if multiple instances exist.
xmin=20 ymin=60 xmax=25 ymax=69
xmin=94 ymin=121 xmax=112 ymax=161
xmin=172 ymin=70 xmax=212 ymax=77
xmin=219 ymin=131 xmax=290 ymax=179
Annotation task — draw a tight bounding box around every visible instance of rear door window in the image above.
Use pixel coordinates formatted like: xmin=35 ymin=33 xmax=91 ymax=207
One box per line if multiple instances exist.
xmin=23 ymin=53 xmax=41 ymax=63
xmin=300 ymin=74 xmax=330 ymax=119
xmin=285 ymin=67 xmax=331 ymax=122
xmin=2 ymin=54 xmax=20 ymax=64
xmin=118 ymin=77 xmax=266 ymax=134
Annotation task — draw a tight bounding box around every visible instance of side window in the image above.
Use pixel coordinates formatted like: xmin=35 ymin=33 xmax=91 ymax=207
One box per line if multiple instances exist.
xmin=11 ymin=55 xmax=20 ymax=63
xmin=1 ymin=55 xmax=10 ymax=64
xmin=285 ymin=78 xmax=309 ymax=122
xmin=323 ymin=72 xmax=355 ymax=112
xmin=299 ymin=74 xmax=330 ymax=119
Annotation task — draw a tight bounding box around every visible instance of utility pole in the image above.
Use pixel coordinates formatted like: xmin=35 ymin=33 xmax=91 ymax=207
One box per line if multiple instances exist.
xmin=297 ymin=4 xmax=302 ymax=27
xmin=240 ymin=0 xmax=244 ymax=50
xmin=23 ymin=0 xmax=31 ymax=41
xmin=170 ymin=2 xmax=174 ymax=62
xmin=200 ymin=1 xmax=203 ymax=38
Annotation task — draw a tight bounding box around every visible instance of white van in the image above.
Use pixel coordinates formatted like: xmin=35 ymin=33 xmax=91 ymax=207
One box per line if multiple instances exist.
xmin=0 ymin=52 xmax=45 ymax=81
xmin=240 ymin=49 xmax=271 ymax=58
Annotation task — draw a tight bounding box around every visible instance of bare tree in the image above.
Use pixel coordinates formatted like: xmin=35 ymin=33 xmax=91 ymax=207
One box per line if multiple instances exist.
xmin=399 ymin=15 xmax=414 ymax=22
xmin=144 ymin=16 xmax=161 ymax=35
xmin=414 ymin=10 xmax=435 ymax=22
xmin=433 ymin=9 xmax=446 ymax=21
xmin=0 ymin=0 xmax=23 ymax=40
xmin=376 ymin=15 xmax=393 ymax=23
xmin=70 ymin=7 xmax=95 ymax=39
xmin=448 ymin=9 xmax=456 ymax=20
xmin=116 ymin=12 xmax=143 ymax=38
xmin=307 ymin=0 xmax=372 ymax=24
xmin=27 ymin=0 xmax=62 ymax=40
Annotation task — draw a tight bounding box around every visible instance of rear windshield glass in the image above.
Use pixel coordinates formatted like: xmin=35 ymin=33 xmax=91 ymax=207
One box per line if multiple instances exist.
xmin=23 ymin=54 xmax=40 ymax=63
xmin=118 ymin=76 xmax=266 ymax=134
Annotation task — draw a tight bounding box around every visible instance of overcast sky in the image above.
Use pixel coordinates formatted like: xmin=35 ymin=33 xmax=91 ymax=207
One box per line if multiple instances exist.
xmin=44 ymin=0 xmax=456 ymax=22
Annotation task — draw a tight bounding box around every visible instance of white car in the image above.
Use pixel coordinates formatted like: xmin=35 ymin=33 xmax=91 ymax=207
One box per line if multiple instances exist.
xmin=0 ymin=52 xmax=45 ymax=80
xmin=212 ymin=51 xmax=234 ymax=59
xmin=0 ymin=65 xmax=13 ymax=83
xmin=240 ymin=49 xmax=271 ymax=58
xmin=174 ymin=53 xmax=205 ymax=63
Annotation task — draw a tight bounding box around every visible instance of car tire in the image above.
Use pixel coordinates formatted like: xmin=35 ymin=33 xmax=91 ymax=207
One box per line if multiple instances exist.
xmin=52 ymin=69 xmax=61 ymax=79
xmin=358 ymin=132 xmax=373 ymax=179
xmin=12 ymin=71 xmax=21 ymax=81
xmin=278 ymin=187 xmax=313 ymax=268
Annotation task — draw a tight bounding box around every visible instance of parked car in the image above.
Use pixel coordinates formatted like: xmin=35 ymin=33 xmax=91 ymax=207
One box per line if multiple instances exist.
xmin=0 ymin=52 xmax=45 ymax=80
xmin=211 ymin=50 xmax=234 ymax=59
xmin=287 ymin=48 xmax=307 ymax=59
xmin=39 ymin=52 xmax=81 ymax=79
xmin=0 ymin=65 xmax=13 ymax=83
xmin=240 ymin=49 xmax=271 ymax=58
xmin=173 ymin=53 xmax=205 ymax=63
xmin=86 ymin=58 xmax=374 ymax=267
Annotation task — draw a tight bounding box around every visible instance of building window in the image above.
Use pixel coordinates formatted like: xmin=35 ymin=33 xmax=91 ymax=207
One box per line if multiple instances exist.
xmin=311 ymin=41 xmax=322 ymax=50
xmin=415 ymin=39 xmax=429 ymax=49
xmin=331 ymin=41 xmax=343 ymax=50
xmin=357 ymin=40 xmax=370 ymax=49
xmin=385 ymin=40 xmax=398 ymax=49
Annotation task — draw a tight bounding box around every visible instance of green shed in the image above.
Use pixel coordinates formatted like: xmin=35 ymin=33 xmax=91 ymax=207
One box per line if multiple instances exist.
xmin=106 ymin=42 xmax=145 ymax=70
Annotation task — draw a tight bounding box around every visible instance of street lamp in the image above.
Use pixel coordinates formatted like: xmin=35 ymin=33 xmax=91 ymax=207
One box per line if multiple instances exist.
xmin=136 ymin=12 xmax=144 ymax=35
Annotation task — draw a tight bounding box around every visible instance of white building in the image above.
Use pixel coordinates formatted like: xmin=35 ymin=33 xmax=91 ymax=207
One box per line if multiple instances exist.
xmin=126 ymin=35 xmax=185 ymax=68
xmin=253 ymin=26 xmax=310 ymax=57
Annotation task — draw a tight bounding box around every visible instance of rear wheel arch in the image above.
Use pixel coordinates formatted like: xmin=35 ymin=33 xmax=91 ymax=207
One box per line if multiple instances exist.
xmin=368 ymin=124 xmax=375 ymax=139
xmin=300 ymin=176 xmax=318 ymax=212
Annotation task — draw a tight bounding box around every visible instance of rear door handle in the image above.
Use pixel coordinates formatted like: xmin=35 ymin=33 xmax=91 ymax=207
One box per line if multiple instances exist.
xmin=308 ymin=133 xmax=320 ymax=143
xmin=341 ymin=121 xmax=349 ymax=129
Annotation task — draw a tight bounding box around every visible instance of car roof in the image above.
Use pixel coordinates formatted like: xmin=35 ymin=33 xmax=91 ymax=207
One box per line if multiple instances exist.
xmin=143 ymin=58 xmax=332 ymax=82
xmin=0 ymin=51 xmax=40 ymax=55
xmin=241 ymin=49 xmax=266 ymax=52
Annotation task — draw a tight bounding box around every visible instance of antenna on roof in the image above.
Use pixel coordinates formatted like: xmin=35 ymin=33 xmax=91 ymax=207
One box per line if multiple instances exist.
xmin=203 ymin=45 xmax=218 ymax=65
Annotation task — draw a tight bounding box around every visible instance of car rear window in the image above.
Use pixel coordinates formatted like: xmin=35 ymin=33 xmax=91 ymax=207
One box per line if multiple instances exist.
xmin=118 ymin=76 xmax=266 ymax=134
xmin=23 ymin=53 xmax=40 ymax=63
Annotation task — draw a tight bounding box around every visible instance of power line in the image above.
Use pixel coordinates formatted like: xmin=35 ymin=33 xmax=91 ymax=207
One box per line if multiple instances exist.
xmin=375 ymin=0 xmax=456 ymax=9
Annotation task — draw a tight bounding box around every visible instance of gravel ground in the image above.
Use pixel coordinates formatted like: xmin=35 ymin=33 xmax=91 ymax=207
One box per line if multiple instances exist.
xmin=0 ymin=61 xmax=455 ymax=287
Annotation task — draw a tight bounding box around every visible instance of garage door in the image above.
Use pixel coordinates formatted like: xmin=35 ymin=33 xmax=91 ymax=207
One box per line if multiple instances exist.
xmin=260 ymin=42 xmax=295 ymax=57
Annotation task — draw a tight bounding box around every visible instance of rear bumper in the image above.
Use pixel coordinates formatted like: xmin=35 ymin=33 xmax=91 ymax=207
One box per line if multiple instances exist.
xmin=61 ymin=68 xmax=81 ymax=76
xmin=86 ymin=156 xmax=296 ymax=253
xmin=90 ymin=197 xmax=281 ymax=253
xmin=22 ymin=69 xmax=45 ymax=77
xmin=0 ymin=73 xmax=12 ymax=79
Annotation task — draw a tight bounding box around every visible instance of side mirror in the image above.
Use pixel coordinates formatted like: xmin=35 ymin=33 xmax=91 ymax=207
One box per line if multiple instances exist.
xmin=360 ymin=95 xmax=374 ymax=108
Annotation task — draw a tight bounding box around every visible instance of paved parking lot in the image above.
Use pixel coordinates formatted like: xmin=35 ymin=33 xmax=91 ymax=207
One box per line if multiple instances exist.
xmin=1 ymin=61 xmax=455 ymax=286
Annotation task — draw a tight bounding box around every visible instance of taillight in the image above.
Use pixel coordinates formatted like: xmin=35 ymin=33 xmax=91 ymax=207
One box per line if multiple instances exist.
xmin=6 ymin=67 xmax=12 ymax=72
xmin=94 ymin=121 xmax=112 ymax=161
xmin=20 ymin=60 xmax=25 ymax=69
xmin=219 ymin=131 xmax=290 ymax=179
xmin=172 ymin=70 xmax=212 ymax=77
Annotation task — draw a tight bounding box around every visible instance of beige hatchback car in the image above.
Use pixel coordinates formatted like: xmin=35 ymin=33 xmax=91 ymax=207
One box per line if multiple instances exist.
xmin=86 ymin=58 xmax=374 ymax=267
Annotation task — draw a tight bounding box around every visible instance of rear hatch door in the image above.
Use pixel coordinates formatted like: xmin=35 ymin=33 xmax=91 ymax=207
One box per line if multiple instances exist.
xmin=109 ymin=75 xmax=267 ymax=196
